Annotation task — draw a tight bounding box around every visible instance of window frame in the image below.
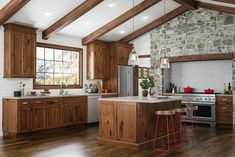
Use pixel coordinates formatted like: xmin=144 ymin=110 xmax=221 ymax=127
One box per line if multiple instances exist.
xmin=33 ymin=42 xmax=83 ymax=89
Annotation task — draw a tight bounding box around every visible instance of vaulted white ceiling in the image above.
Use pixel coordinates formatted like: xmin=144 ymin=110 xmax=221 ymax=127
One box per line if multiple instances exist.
xmin=0 ymin=0 xmax=234 ymax=42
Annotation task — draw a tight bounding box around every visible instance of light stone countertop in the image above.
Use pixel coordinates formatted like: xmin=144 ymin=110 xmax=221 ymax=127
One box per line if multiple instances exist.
xmin=3 ymin=93 xmax=117 ymax=100
xmin=98 ymin=96 xmax=183 ymax=104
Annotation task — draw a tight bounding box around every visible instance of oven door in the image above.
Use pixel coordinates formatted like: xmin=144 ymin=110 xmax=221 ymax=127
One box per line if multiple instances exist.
xmin=182 ymin=101 xmax=216 ymax=122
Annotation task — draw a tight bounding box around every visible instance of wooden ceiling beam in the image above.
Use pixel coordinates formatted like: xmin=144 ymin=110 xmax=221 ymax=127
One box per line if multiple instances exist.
xmin=82 ymin=0 xmax=161 ymax=45
xmin=173 ymin=0 xmax=197 ymax=9
xmin=197 ymin=1 xmax=235 ymax=14
xmin=42 ymin=0 xmax=104 ymax=40
xmin=215 ymin=0 xmax=235 ymax=4
xmin=120 ymin=6 xmax=188 ymax=43
xmin=0 ymin=0 xmax=30 ymax=26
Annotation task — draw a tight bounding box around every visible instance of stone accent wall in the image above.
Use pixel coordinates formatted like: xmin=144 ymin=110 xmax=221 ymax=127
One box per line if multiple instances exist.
xmin=150 ymin=8 xmax=235 ymax=128
xmin=150 ymin=8 xmax=235 ymax=94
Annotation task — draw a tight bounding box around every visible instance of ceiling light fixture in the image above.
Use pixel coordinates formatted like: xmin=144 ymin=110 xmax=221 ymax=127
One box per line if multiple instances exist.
xmin=84 ymin=21 xmax=91 ymax=25
xmin=120 ymin=30 xmax=125 ymax=34
xmin=128 ymin=0 xmax=139 ymax=66
xmin=109 ymin=3 xmax=114 ymax=7
xmin=45 ymin=12 xmax=51 ymax=16
xmin=143 ymin=16 xmax=148 ymax=20
xmin=160 ymin=0 xmax=170 ymax=69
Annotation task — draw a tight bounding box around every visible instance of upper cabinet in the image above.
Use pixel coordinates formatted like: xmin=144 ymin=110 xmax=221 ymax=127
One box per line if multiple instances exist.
xmin=87 ymin=40 xmax=109 ymax=80
xmin=4 ymin=23 xmax=37 ymax=78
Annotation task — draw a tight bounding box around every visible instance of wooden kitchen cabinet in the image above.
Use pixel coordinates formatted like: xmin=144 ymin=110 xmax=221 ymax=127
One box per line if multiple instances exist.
xmin=99 ymin=101 xmax=117 ymax=140
xmin=31 ymin=99 xmax=46 ymax=131
xmin=103 ymin=42 xmax=133 ymax=93
xmin=18 ymin=100 xmax=32 ymax=133
xmin=117 ymin=102 xmax=137 ymax=143
xmin=4 ymin=23 xmax=37 ymax=78
xmin=216 ymin=95 xmax=233 ymax=128
xmin=2 ymin=96 xmax=88 ymax=137
xmin=87 ymin=40 xmax=109 ymax=80
xmin=46 ymin=98 xmax=63 ymax=129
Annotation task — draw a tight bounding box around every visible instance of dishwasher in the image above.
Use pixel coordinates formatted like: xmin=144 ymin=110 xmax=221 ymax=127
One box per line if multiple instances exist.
xmin=88 ymin=95 xmax=101 ymax=123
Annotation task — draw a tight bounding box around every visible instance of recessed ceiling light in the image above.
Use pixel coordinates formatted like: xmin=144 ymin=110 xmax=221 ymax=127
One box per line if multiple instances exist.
xmin=109 ymin=3 xmax=115 ymax=7
xmin=45 ymin=12 xmax=51 ymax=16
xmin=120 ymin=30 xmax=126 ymax=34
xmin=143 ymin=16 xmax=148 ymax=20
xmin=84 ymin=21 xmax=91 ymax=25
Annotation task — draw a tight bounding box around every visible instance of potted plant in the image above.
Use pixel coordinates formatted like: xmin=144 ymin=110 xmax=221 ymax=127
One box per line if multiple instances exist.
xmin=140 ymin=79 xmax=149 ymax=97
xmin=148 ymin=76 xmax=155 ymax=96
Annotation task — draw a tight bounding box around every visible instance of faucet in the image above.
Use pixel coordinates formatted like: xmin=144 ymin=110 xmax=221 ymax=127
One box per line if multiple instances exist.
xmin=60 ymin=81 xmax=67 ymax=95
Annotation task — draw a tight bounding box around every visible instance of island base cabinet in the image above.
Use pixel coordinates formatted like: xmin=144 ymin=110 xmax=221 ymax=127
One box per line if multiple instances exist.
xmin=99 ymin=101 xmax=117 ymax=140
xmin=117 ymin=102 xmax=137 ymax=143
xmin=2 ymin=97 xmax=87 ymax=137
xmin=98 ymin=100 xmax=182 ymax=150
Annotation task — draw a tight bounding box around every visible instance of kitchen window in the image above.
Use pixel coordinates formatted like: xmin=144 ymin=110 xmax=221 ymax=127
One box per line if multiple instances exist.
xmin=34 ymin=43 xmax=83 ymax=89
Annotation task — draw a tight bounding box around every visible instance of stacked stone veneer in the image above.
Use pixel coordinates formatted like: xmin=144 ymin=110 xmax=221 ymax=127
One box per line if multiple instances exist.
xmin=150 ymin=8 xmax=235 ymax=127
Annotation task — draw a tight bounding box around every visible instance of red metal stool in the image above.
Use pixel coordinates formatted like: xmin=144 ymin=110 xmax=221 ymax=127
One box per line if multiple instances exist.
xmin=187 ymin=106 xmax=198 ymax=141
xmin=175 ymin=107 xmax=189 ymax=145
xmin=153 ymin=110 xmax=177 ymax=151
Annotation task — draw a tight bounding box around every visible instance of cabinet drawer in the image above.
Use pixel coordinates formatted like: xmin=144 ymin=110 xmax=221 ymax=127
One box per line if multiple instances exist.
xmin=31 ymin=99 xmax=45 ymax=105
xmin=18 ymin=100 xmax=31 ymax=106
xmin=217 ymin=96 xmax=232 ymax=103
xmin=45 ymin=98 xmax=62 ymax=105
xmin=63 ymin=96 xmax=87 ymax=104
xmin=217 ymin=114 xmax=232 ymax=124
xmin=217 ymin=104 xmax=232 ymax=113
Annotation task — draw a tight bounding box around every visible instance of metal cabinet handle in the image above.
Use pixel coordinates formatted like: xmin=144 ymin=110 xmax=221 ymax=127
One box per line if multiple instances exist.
xmin=222 ymin=99 xmax=227 ymax=101
xmin=22 ymin=102 xmax=28 ymax=105
xmin=35 ymin=101 xmax=42 ymax=104
xmin=221 ymin=107 xmax=227 ymax=110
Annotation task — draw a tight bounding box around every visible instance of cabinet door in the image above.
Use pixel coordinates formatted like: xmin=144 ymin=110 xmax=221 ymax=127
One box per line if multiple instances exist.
xmin=12 ymin=32 xmax=24 ymax=76
xmin=18 ymin=101 xmax=31 ymax=133
xmin=94 ymin=45 xmax=109 ymax=79
xmin=117 ymin=47 xmax=131 ymax=65
xmin=75 ymin=103 xmax=87 ymax=124
xmin=24 ymin=33 xmax=36 ymax=77
xmin=99 ymin=101 xmax=117 ymax=140
xmin=31 ymin=100 xmax=46 ymax=131
xmin=62 ymin=104 xmax=76 ymax=126
xmin=46 ymin=103 xmax=62 ymax=129
xmin=117 ymin=102 xmax=137 ymax=143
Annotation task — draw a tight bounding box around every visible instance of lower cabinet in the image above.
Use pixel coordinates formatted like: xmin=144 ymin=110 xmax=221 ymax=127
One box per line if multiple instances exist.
xmin=2 ymin=96 xmax=88 ymax=136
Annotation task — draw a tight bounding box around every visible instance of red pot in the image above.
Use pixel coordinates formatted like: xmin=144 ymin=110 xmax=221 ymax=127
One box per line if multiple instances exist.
xmin=184 ymin=86 xmax=194 ymax=93
xmin=204 ymin=88 xmax=215 ymax=94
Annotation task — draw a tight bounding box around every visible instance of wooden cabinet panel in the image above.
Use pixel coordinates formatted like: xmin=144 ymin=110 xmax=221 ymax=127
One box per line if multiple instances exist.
xmin=87 ymin=41 xmax=109 ymax=80
xmin=137 ymin=103 xmax=149 ymax=143
xmin=4 ymin=23 xmax=36 ymax=78
xmin=31 ymin=100 xmax=46 ymax=131
xmin=216 ymin=96 xmax=233 ymax=128
xmin=17 ymin=100 xmax=31 ymax=133
xmin=117 ymin=102 xmax=137 ymax=143
xmin=99 ymin=101 xmax=117 ymax=140
xmin=46 ymin=103 xmax=62 ymax=129
xmin=75 ymin=103 xmax=87 ymax=124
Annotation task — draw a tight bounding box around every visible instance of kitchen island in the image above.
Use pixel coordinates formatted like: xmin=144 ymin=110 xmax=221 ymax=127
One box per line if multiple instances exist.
xmin=98 ymin=96 xmax=182 ymax=150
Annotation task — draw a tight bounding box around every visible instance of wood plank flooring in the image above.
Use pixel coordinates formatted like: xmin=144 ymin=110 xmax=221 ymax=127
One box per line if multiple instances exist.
xmin=0 ymin=125 xmax=235 ymax=157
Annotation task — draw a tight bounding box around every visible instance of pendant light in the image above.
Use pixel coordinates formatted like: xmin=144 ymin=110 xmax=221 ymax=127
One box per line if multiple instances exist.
xmin=128 ymin=0 xmax=139 ymax=66
xmin=160 ymin=0 xmax=170 ymax=69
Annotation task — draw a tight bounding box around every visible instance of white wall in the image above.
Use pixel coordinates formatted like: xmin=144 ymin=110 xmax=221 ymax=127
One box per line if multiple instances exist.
xmin=0 ymin=27 xmax=100 ymax=135
xmin=131 ymin=33 xmax=151 ymax=95
xmin=170 ymin=60 xmax=233 ymax=93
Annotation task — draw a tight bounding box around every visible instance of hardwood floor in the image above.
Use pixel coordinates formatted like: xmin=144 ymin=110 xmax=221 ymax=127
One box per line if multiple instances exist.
xmin=0 ymin=125 xmax=235 ymax=157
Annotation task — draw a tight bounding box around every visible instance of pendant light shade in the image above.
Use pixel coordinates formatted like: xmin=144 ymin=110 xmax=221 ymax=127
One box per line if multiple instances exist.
xmin=160 ymin=0 xmax=170 ymax=69
xmin=128 ymin=46 xmax=139 ymax=66
xmin=128 ymin=0 xmax=138 ymax=66
xmin=160 ymin=57 xmax=170 ymax=69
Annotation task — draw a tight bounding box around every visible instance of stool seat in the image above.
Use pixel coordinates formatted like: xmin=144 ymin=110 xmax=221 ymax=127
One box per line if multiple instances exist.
xmin=155 ymin=110 xmax=175 ymax=116
xmin=187 ymin=106 xmax=198 ymax=111
xmin=175 ymin=107 xmax=188 ymax=113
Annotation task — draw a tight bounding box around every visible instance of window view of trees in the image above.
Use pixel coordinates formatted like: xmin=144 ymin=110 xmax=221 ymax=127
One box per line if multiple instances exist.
xmin=35 ymin=45 xmax=81 ymax=87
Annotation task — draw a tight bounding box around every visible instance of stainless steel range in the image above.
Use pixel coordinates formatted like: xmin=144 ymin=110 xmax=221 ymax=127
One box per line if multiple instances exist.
xmin=176 ymin=93 xmax=216 ymax=127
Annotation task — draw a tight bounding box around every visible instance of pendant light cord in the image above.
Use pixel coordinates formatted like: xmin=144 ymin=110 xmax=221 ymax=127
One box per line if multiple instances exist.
xmin=132 ymin=0 xmax=135 ymax=47
xmin=164 ymin=0 xmax=166 ymax=57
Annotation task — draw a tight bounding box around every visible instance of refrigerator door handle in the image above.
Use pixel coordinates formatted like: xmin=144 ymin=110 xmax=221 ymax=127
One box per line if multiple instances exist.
xmin=127 ymin=71 xmax=130 ymax=96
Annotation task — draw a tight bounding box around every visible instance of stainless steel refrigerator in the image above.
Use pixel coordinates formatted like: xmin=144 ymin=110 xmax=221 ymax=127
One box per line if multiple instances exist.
xmin=117 ymin=65 xmax=138 ymax=97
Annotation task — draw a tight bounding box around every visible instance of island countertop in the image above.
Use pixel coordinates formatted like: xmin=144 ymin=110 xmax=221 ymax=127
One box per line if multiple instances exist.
xmin=98 ymin=96 xmax=183 ymax=103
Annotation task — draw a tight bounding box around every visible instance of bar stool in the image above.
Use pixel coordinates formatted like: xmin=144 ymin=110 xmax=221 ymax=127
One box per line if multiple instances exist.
xmin=175 ymin=107 xmax=189 ymax=145
xmin=187 ymin=106 xmax=198 ymax=140
xmin=153 ymin=110 xmax=177 ymax=151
